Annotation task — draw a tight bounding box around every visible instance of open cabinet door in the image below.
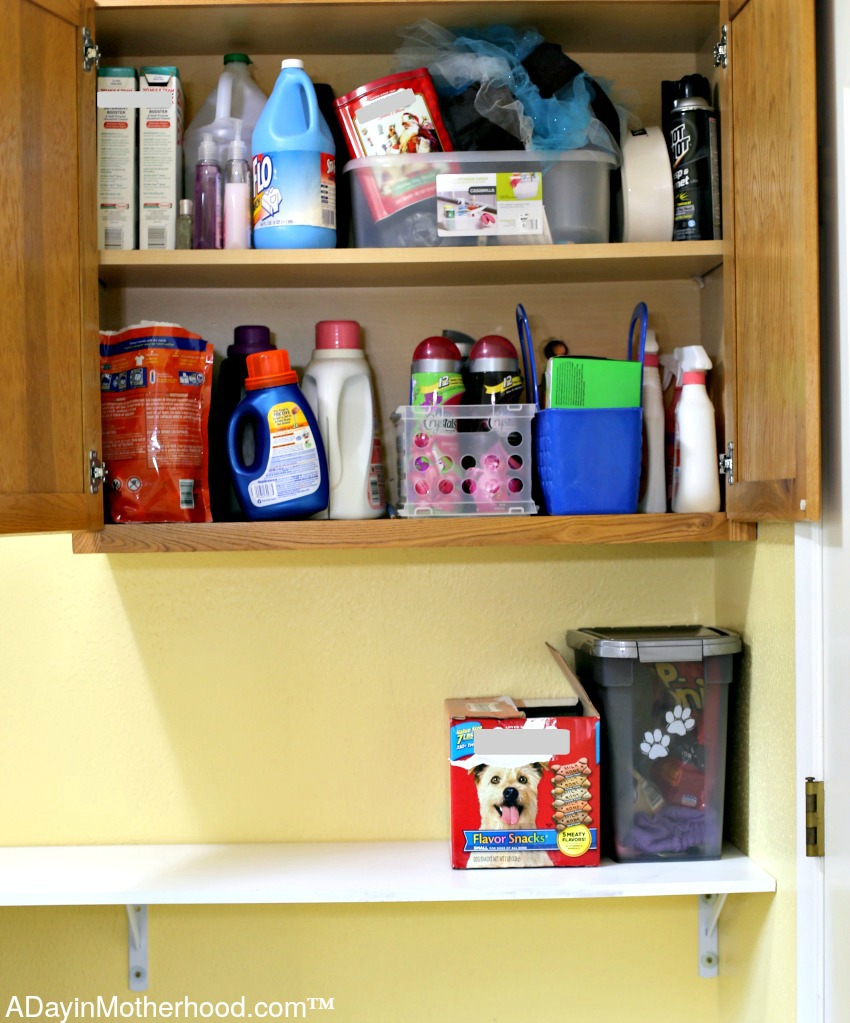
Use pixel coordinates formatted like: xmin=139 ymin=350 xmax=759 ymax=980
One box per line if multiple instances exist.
xmin=724 ymin=0 xmax=821 ymax=522
xmin=0 ymin=0 xmax=103 ymax=534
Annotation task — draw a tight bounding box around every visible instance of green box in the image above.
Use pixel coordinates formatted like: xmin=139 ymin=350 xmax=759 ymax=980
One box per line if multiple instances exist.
xmin=546 ymin=357 xmax=642 ymax=409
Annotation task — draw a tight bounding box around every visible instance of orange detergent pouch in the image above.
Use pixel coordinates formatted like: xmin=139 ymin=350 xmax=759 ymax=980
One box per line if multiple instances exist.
xmin=100 ymin=322 xmax=214 ymax=522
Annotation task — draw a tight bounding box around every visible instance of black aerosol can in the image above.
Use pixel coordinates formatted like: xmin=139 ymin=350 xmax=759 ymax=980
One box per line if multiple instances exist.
xmin=666 ymin=76 xmax=721 ymax=242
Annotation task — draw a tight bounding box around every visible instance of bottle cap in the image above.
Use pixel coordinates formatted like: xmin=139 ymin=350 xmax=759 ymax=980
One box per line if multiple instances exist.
xmin=197 ymin=132 xmax=218 ymax=163
xmin=178 ymin=199 xmax=193 ymax=216
xmin=315 ymin=320 xmax=362 ymax=350
xmin=226 ymin=120 xmax=249 ymax=163
xmin=245 ymin=349 xmax=297 ymax=390
xmin=468 ymin=335 xmax=519 ymax=372
xmin=412 ymin=337 xmax=462 ymax=366
xmin=230 ymin=325 xmax=274 ymax=357
xmin=281 ymin=58 xmax=305 ymax=70
xmin=224 ymin=53 xmax=252 ymax=65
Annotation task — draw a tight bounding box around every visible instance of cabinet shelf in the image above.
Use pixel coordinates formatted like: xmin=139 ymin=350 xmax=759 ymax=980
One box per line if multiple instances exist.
xmin=0 ymin=841 xmax=775 ymax=907
xmin=97 ymin=242 xmax=724 ymax=290
xmin=71 ymin=513 xmax=755 ymax=554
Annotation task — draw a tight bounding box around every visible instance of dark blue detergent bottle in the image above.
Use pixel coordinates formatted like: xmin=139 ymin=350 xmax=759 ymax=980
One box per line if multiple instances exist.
xmin=227 ymin=348 xmax=329 ymax=519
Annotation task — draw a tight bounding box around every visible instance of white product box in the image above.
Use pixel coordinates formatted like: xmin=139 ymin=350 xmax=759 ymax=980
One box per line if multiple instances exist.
xmin=97 ymin=67 xmax=138 ymax=250
xmin=139 ymin=66 xmax=184 ymax=250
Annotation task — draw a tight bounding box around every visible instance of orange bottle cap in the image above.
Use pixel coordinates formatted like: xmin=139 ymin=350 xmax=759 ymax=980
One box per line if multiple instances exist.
xmin=245 ymin=349 xmax=298 ymax=390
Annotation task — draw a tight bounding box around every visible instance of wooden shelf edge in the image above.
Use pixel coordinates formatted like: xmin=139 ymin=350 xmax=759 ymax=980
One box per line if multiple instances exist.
xmin=0 ymin=842 xmax=776 ymax=907
xmin=97 ymin=242 xmax=724 ymax=288
xmin=71 ymin=514 xmax=757 ymax=554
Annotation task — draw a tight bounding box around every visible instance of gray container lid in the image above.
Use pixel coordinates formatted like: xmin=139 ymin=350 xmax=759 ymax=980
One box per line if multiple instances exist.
xmin=566 ymin=625 xmax=741 ymax=663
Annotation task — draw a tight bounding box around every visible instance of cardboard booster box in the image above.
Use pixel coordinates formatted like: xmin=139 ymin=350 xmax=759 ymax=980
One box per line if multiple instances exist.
xmin=97 ymin=67 xmax=138 ymax=250
xmin=447 ymin=647 xmax=601 ymax=869
xmin=139 ymin=66 xmax=184 ymax=250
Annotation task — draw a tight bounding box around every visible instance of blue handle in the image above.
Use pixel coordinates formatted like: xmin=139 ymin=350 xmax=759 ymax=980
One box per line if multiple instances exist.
xmin=628 ymin=302 xmax=648 ymax=391
xmin=227 ymin=404 xmax=268 ymax=480
xmin=516 ymin=304 xmax=540 ymax=410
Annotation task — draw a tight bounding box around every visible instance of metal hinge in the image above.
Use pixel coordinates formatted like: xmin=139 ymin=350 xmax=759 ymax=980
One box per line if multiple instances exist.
xmin=89 ymin=451 xmax=108 ymax=494
xmin=714 ymin=25 xmax=728 ymax=69
xmin=718 ymin=442 xmax=734 ymax=485
xmin=82 ymin=27 xmax=100 ymax=72
xmin=805 ymin=778 xmax=824 ymax=857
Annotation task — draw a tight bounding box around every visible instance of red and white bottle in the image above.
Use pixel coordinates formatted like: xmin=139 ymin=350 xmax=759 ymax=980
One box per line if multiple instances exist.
xmin=301 ymin=320 xmax=385 ymax=519
xmin=671 ymin=345 xmax=721 ymax=513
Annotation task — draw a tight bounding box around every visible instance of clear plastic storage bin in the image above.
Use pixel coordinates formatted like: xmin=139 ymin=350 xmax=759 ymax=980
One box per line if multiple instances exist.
xmin=392 ymin=404 xmax=537 ymax=517
xmin=345 ymin=149 xmax=617 ymax=248
xmin=567 ymin=626 xmax=741 ymax=862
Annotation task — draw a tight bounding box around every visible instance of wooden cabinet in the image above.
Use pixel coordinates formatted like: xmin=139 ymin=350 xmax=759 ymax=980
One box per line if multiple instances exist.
xmin=0 ymin=0 xmax=820 ymax=550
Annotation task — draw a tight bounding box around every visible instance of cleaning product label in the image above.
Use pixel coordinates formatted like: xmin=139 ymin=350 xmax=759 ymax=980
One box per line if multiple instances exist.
xmin=368 ymin=434 xmax=385 ymax=510
xmin=252 ymin=150 xmax=336 ymax=231
xmin=436 ymin=172 xmax=543 ymax=237
xmin=248 ymin=402 xmax=323 ymax=506
xmin=411 ymin=371 xmax=465 ymax=406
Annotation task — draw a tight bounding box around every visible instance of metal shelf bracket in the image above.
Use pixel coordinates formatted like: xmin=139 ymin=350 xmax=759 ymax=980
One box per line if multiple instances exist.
xmin=126 ymin=905 xmax=149 ymax=991
xmin=698 ymin=893 xmax=728 ymax=977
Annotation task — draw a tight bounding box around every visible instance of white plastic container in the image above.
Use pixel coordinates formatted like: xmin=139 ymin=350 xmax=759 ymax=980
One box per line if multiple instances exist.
xmin=671 ymin=345 xmax=721 ymax=513
xmin=301 ymin=320 xmax=385 ymax=519
xmin=182 ymin=54 xmax=267 ymax=202
xmin=96 ymin=67 xmax=137 ymax=250
xmin=138 ymin=66 xmax=184 ymax=250
xmin=637 ymin=329 xmax=667 ymax=513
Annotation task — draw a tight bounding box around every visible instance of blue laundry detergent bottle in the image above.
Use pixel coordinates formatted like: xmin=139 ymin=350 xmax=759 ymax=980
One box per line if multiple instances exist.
xmin=227 ymin=349 xmax=329 ymax=519
xmin=251 ymin=58 xmax=336 ymax=248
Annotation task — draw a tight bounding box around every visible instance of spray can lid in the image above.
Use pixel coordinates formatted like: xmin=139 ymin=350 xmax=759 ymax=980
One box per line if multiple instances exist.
xmin=315 ymin=320 xmax=362 ymax=350
xmin=281 ymin=58 xmax=305 ymax=70
xmin=230 ymin=325 xmax=273 ymax=357
xmin=245 ymin=348 xmax=297 ymax=389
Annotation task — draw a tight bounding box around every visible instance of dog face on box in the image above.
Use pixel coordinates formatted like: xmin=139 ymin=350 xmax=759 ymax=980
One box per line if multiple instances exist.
xmin=447 ymin=696 xmax=600 ymax=869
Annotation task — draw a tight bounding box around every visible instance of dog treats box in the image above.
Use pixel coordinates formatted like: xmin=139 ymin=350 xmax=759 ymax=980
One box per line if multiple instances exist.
xmin=447 ymin=645 xmax=601 ymax=869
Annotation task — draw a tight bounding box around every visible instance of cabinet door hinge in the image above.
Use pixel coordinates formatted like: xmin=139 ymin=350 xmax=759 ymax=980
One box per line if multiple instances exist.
xmin=714 ymin=24 xmax=728 ymax=69
xmin=89 ymin=451 xmax=108 ymax=494
xmin=82 ymin=27 xmax=100 ymax=72
xmin=805 ymin=777 xmax=824 ymax=857
xmin=719 ymin=441 xmax=734 ymax=485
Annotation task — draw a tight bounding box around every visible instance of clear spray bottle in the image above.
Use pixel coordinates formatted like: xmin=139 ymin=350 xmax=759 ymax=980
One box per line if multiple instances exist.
xmin=223 ymin=120 xmax=252 ymax=249
xmin=193 ymin=132 xmax=222 ymax=249
xmin=637 ymin=329 xmax=666 ymax=513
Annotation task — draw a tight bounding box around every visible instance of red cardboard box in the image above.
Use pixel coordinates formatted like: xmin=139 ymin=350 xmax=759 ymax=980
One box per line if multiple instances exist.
xmin=447 ymin=645 xmax=601 ymax=868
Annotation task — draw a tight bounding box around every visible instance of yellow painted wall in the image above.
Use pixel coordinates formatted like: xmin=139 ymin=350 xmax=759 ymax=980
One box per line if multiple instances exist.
xmin=0 ymin=525 xmax=795 ymax=1022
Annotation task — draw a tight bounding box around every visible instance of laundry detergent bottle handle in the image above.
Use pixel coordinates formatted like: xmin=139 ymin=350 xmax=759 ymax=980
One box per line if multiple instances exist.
xmin=251 ymin=58 xmax=336 ymax=249
xmin=227 ymin=348 xmax=329 ymax=519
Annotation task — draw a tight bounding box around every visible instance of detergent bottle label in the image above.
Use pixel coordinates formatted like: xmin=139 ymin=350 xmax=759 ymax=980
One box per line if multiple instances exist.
xmin=248 ymin=401 xmax=322 ymax=507
xmin=252 ymin=150 xmax=336 ymax=232
xmin=411 ymin=371 xmax=465 ymax=406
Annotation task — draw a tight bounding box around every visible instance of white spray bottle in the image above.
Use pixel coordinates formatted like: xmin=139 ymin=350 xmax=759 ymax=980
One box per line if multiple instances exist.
xmin=638 ymin=329 xmax=666 ymax=513
xmin=671 ymin=345 xmax=721 ymax=513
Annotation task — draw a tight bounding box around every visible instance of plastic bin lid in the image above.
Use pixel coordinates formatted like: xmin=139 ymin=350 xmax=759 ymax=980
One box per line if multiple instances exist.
xmin=566 ymin=625 xmax=741 ymax=662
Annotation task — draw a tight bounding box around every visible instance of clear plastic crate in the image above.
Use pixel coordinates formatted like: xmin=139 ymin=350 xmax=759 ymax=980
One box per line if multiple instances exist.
xmin=391 ymin=404 xmax=537 ymax=517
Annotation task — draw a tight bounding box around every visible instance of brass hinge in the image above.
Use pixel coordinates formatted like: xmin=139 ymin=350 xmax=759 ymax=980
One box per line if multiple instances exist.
xmin=719 ymin=441 xmax=734 ymax=485
xmin=89 ymin=450 xmax=108 ymax=494
xmin=805 ymin=777 xmax=824 ymax=857
xmin=82 ymin=27 xmax=100 ymax=72
xmin=714 ymin=24 xmax=728 ymax=69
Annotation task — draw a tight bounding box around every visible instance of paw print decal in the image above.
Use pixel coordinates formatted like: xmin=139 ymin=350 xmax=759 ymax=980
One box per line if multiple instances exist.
xmin=640 ymin=729 xmax=670 ymax=760
xmin=665 ymin=706 xmax=696 ymax=736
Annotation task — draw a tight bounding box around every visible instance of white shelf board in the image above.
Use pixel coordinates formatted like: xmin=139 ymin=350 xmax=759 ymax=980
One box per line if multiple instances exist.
xmin=0 ymin=842 xmax=775 ymax=907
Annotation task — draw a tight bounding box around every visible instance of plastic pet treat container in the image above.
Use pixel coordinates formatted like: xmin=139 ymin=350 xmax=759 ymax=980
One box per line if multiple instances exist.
xmin=333 ymin=68 xmax=452 ymax=160
xmin=391 ymin=404 xmax=537 ymax=517
xmin=567 ymin=626 xmax=741 ymax=863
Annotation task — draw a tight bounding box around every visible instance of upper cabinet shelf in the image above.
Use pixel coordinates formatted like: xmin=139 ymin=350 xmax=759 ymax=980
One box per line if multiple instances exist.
xmin=98 ymin=242 xmax=724 ymax=289
xmin=93 ymin=1 xmax=721 ymax=57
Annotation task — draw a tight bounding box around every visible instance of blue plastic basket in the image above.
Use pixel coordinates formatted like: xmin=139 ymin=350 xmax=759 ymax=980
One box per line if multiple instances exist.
xmin=517 ymin=303 xmax=647 ymax=515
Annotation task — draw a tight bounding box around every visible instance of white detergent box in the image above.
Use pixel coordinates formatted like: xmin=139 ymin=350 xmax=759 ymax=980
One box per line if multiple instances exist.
xmin=97 ymin=67 xmax=138 ymax=250
xmin=139 ymin=66 xmax=184 ymax=250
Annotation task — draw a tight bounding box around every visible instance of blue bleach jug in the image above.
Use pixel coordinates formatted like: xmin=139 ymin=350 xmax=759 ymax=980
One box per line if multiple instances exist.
xmin=227 ymin=349 xmax=329 ymax=519
xmin=251 ymin=58 xmax=336 ymax=248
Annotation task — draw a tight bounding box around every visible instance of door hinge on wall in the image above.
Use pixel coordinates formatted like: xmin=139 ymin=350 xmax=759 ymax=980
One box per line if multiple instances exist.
xmin=805 ymin=777 xmax=824 ymax=857
xmin=719 ymin=442 xmax=734 ymax=485
xmin=82 ymin=27 xmax=100 ymax=72
xmin=89 ymin=451 xmax=108 ymax=494
xmin=714 ymin=25 xmax=728 ymax=69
